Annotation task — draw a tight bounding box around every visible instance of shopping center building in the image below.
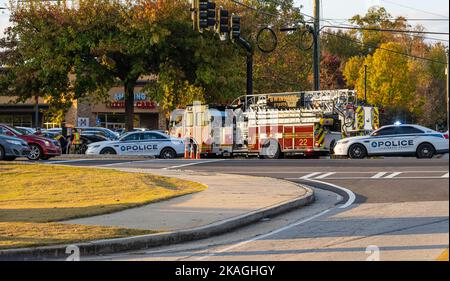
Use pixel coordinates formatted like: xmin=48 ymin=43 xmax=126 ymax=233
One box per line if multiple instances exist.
xmin=0 ymin=81 xmax=167 ymax=130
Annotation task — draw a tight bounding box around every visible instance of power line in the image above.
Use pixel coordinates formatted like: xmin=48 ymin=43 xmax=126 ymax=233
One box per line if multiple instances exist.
xmin=322 ymin=18 xmax=450 ymax=22
xmin=322 ymin=25 xmax=449 ymax=36
xmin=322 ymin=30 xmax=447 ymax=65
xmin=380 ymin=0 xmax=449 ymax=19
xmin=230 ymin=0 xmax=279 ymax=18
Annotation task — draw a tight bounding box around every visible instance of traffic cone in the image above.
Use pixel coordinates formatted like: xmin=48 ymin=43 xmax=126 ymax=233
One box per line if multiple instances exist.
xmin=184 ymin=143 xmax=189 ymax=159
xmin=190 ymin=144 xmax=195 ymax=159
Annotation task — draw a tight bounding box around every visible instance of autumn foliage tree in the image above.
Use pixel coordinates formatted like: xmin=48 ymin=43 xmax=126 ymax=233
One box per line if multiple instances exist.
xmin=0 ymin=0 xmax=245 ymax=130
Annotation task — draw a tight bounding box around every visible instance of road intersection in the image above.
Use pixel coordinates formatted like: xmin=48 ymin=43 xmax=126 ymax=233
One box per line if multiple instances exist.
xmin=37 ymin=157 xmax=449 ymax=261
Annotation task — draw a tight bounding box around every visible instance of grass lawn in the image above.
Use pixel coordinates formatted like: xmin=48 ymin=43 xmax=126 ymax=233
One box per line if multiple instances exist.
xmin=0 ymin=163 xmax=207 ymax=249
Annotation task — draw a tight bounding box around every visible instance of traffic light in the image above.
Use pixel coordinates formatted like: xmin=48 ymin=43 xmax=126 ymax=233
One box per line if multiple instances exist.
xmin=198 ymin=0 xmax=216 ymax=32
xmin=216 ymin=7 xmax=229 ymax=36
xmin=230 ymin=14 xmax=241 ymax=40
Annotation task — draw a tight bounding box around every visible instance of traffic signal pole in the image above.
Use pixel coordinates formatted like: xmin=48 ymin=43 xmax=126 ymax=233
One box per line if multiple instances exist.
xmin=237 ymin=36 xmax=253 ymax=96
xmin=313 ymin=0 xmax=320 ymax=91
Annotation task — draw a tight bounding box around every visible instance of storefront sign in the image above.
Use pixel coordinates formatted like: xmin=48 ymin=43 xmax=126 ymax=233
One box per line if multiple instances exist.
xmin=108 ymin=101 xmax=157 ymax=109
xmin=113 ymin=92 xmax=147 ymax=101
xmin=109 ymin=92 xmax=156 ymax=109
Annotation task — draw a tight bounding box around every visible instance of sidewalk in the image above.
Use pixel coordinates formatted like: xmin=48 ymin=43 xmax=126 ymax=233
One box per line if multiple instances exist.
xmin=66 ymin=168 xmax=310 ymax=231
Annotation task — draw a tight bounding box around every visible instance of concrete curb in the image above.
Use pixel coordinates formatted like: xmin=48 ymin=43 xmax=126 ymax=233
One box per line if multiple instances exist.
xmin=0 ymin=185 xmax=314 ymax=261
xmin=51 ymin=155 xmax=156 ymax=160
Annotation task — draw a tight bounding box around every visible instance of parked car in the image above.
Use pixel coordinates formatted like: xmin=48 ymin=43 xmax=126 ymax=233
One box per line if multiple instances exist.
xmin=0 ymin=134 xmax=30 ymax=161
xmin=0 ymin=124 xmax=61 ymax=160
xmin=86 ymin=131 xmax=184 ymax=158
xmin=47 ymin=127 xmax=119 ymax=140
xmin=16 ymin=127 xmax=36 ymax=135
xmin=40 ymin=130 xmax=61 ymax=139
xmin=77 ymin=134 xmax=109 ymax=154
xmin=334 ymin=124 xmax=449 ymax=159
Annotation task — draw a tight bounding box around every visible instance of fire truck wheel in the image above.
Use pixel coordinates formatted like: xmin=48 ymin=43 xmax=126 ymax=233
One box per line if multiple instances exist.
xmin=329 ymin=140 xmax=336 ymax=155
xmin=261 ymin=140 xmax=281 ymax=159
xmin=348 ymin=143 xmax=367 ymax=159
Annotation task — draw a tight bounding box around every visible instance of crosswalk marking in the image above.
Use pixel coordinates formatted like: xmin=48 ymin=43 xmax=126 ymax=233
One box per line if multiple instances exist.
xmin=300 ymin=172 xmax=323 ymax=179
xmin=371 ymin=172 xmax=388 ymax=179
xmin=385 ymin=172 xmax=402 ymax=179
xmin=315 ymin=172 xmax=336 ymax=179
xmin=292 ymin=171 xmax=449 ymax=181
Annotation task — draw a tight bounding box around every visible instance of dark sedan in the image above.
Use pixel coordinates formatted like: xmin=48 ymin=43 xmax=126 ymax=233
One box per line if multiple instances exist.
xmin=0 ymin=134 xmax=30 ymax=161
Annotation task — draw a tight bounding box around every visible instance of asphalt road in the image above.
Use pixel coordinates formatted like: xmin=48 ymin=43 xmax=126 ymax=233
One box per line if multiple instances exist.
xmin=42 ymin=157 xmax=449 ymax=261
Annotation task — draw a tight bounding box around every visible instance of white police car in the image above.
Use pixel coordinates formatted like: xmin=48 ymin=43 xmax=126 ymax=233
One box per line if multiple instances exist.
xmin=334 ymin=124 xmax=449 ymax=159
xmin=86 ymin=131 xmax=185 ymax=158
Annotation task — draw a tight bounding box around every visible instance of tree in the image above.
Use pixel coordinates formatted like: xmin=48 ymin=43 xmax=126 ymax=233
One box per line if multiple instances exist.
xmin=343 ymin=56 xmax=365 ymax=89
xmin=355 ymin=42 xmax=416 ymax=123
xmin=320 ymin=52 xmax=345 ymax=90
xmin=321 ymin=30 xmax=362 ymax=61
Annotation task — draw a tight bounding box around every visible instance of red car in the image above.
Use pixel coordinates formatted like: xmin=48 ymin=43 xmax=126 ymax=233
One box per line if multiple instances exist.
xmin=0 ymin=124 xmax=61 ymax=160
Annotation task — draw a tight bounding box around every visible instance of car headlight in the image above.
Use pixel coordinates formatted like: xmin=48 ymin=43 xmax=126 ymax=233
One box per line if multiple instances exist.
xmin=44 ymin=141 xmax=51 ymax=146
xmin=6 ymin=140 xmax=22 ymax=145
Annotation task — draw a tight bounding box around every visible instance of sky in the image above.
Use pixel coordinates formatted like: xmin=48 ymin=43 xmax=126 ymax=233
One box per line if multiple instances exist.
xmin=296 ymin=0 xmax=449 ymax=44
xmin=0 ymin=0 xmax=448 ymax=43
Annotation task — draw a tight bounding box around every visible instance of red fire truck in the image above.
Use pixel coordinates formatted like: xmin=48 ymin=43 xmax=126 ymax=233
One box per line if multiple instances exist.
xmin=169 ymin=90 xmax=380 ymax=159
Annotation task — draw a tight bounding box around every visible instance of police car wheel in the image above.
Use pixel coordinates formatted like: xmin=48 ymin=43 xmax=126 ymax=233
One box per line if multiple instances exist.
xmin=27 ymin=144 xmax=42 ymax=160
xmin=160 ymin=147 xmax=177 ymax=159
xmin=100 ymin=148 xmax=116 ymax=155
xmin=348 ymin=144 xmax=367 ymax=159
xmin=416 ymin=143 xmax=435 ymax=159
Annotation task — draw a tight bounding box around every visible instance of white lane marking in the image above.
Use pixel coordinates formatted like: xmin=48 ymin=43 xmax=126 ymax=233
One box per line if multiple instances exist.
xmin=196 ymin=209 xmax=331 ymax=261
xmin=385 ymin=172 xmax=402 ymax=179
xmin=286 ymin=176 xmax=449 ymax=180
xmin=46 ymin=159 xmax=93 ymax=164
xmin=300 ymin=172 xmax=322 ymax=179
xmin=163 ymin=159 xmax=227 ymax=170
xmin=315 ymin=172 xmax=336 ymax=179
xmin=371 ymin=172 xmax=388 ymax=179
xmin=100 ymin=159 xmax=157 ymax=167
xmin=442 ymin=173 xmax=449 ymax=178
xmin=304 ymin=179 xmax=356 ymax=209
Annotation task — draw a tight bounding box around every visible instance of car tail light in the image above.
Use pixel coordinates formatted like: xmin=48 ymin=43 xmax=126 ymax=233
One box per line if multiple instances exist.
xmin=444 ymin=133 xmax=449 ymax=140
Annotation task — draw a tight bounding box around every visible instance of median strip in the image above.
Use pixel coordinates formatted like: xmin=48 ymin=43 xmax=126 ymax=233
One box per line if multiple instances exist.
xmin=0 ymin=163 xmax=206 ymax=250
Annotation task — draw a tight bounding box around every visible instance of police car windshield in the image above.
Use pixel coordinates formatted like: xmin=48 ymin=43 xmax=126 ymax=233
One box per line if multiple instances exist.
xmin=119 ymin=132 xmax=137 ymax=141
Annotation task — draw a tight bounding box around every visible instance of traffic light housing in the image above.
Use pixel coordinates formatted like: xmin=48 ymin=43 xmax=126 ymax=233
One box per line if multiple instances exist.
xmin=197 ymin=0 xmax=216 ymax=32
xmin=216 ymin=7 xmax=229 ymax=39
xmin=230 ymin=14 xmax=241 ymax=40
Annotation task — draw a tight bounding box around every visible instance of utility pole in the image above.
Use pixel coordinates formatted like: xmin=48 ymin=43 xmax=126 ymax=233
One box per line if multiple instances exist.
xmin=447 ymin=50 xmax=449 ymax=131
xmin=313 ymin=0 xmax=320 ymax=91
